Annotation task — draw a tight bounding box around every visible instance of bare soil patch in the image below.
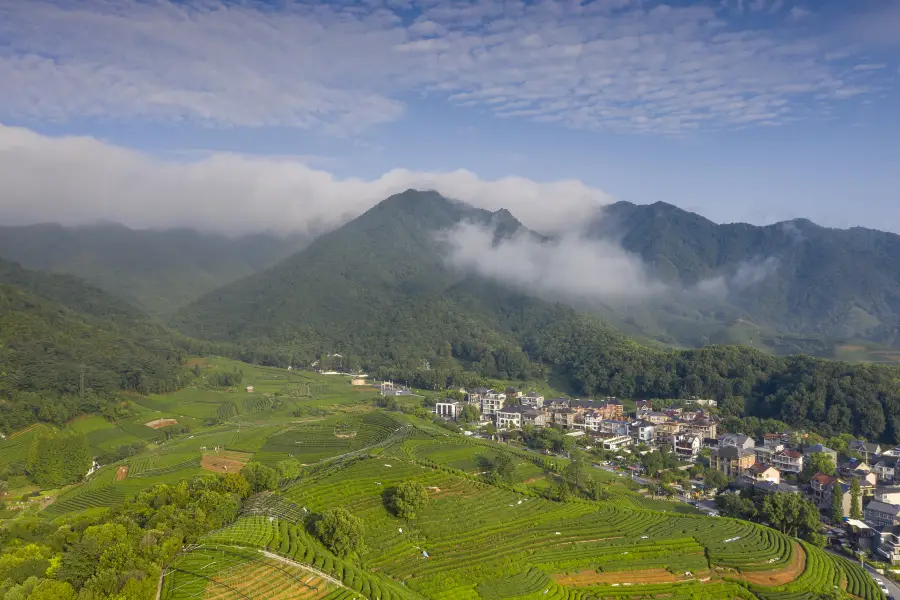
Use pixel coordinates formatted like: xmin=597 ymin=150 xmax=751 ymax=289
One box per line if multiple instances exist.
xmin=523 ymin=476 xmax=546 ymax=485
xmin=555 ymin=569 xmax=680 ymax=586
xmin=739 ymin=543 xmax=806 ymax=586
xmin=202 ymin=451 xmax=251 ymax=474
xmin=9 ymin=423 xmax=41 ymax=439
xmin=145 ymin=418 xmax=179 ymax=429
xmin=115 ymin=465 xmax=129 ymax=481
xmin=334 ymin=432 xmax=357 ymax=439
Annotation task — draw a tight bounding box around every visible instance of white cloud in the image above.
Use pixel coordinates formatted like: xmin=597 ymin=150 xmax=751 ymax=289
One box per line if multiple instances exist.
xmin=0 ymin=0 xmax=890 ymax=134
xmin=440 ymin=222 xmax=666 ymax=301
xmin=0 ymin=124 xmax=610 ymax=235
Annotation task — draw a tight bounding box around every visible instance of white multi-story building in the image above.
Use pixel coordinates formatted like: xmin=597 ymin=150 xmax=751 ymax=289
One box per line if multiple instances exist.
xmin=434 ymin=401 xmax=463 ymax=420
xmin=482 ymin=392 xmax=506 ymax=416
xmin=603 ymin=435 xmax=633 ymax=451
xmin=773 ymin=449 xmax=804 ymax=474
xmin=521 ymin=391 xmax=545 ymax=408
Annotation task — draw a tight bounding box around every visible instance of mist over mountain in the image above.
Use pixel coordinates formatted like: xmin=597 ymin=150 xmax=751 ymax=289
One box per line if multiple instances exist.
xmin=0 ymin=223 xmax=309 ymax=316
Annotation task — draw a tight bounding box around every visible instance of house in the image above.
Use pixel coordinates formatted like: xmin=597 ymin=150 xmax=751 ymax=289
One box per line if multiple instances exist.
xmin=434 ymin=401 xmax=463 ymax=420
xmin=718 ymin=433 xmax=755 ymax=450
xmin=773 ymin=449 xmax=804 ymax=473
xmin=680 ymin=417 xmax=717 ymax=440
xmin=246 ymin=386 xmax=254 ymax=393
xmin=755 ymin=443 xmax=783 ymax=466
xmin=674 ymin=434 xmax=701 ymax=462
xmin=711 ymin=445 xmax=757 ymax=478
xmin=743 ymin=463 xmax=781 ymax=485
xmin=466 ymin=387 xmax=492 ymax=407
xmin=864 ymin=500 xmax=900 ymax=527
xmin=579 ymin=410 xmax=603 ymax=432
xmin=876 ymin=487 xmax=900 ymax=505
xmin=882 ymin=446 xmax=900 ymax=459
xmin=803 ymin=443 xmax=838 ymax=465
xmin=763 ymin=433 xmax=789 ymax=450
xmin=600 ymin=420 xmax=630 ymax=437
xmin=482 ymin=392 xmax=506 ymax=416
xmin=875 ymin=525 xmax=900 ymax=564
xmin=647 ymin=412 xmax=670 ymax=424
xmin=521 ymin=391 xmax=545 ymax=409
xmin=596 ymin=399 xmax=624 ymax=420
xmin=505 ymin=387 xmax=522 ymax=401
xmin=603 ymin=435 xmax=633 ymax=451
xmin=544 ymin=398 xmax=570 ymax=412
xmin=655 ymin=421 xmax=682 ymax=447
xmin=635 ymin=400 xmax=652 ymax=413
xmin=809 ymin=472 xmax=839 ymax=508
xmin=522 ymin=409 xmax=550 ymax=428
xmin=631 ymin=420 xmax=655 ymax=444
xmin=850 ymin=440 xmax=883 ymax=461
xmin=874 ymin=458 xmax=898 ymax=482
xmin=553 ymin=408 xmax=576 ymax=429
xmin=496 ymin=406 xmax=525 ymax=429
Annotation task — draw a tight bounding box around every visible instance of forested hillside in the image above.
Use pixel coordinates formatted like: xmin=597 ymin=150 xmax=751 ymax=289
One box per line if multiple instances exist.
xmin=0 ymin=223 xmax=309 ymax=315
xmin=0 ymin=258 xmax=187 ymax=433
xmin=590 ymin=201 xmax=900 ymax=347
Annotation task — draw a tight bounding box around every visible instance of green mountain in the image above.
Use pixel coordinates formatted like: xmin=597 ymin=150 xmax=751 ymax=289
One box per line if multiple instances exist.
xmin=0 ymin=257 xmax=187 ymax=433
xmin=0 ymin=223 xmax=309 ymax=316
xmin=588 ymin=201 xmax=900 ymax=353
xmin=173 ymin=189 xmax=567 ymax=372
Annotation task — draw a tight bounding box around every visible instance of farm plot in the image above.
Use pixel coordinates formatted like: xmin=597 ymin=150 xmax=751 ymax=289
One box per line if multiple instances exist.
xmin=163 ymin=545 xmax=333 ymax=600
xmin=0 ymin=424 xmax=51 ymax=469
xmin=202 ymin=451 xmax=252 ymax=474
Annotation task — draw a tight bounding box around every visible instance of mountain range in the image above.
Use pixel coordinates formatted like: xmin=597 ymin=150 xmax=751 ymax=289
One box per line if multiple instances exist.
xmin=5 ymin=190 xmax=900 ymax=439
xmin=2 ymin=191 xmax=900 ymax=363
xmin=0 ymin=223 xmax=309 ymax=316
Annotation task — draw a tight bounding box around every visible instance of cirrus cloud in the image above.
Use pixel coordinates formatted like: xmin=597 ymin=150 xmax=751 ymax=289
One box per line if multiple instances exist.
xmin=0 ymin=0 xmax=893 ymax=135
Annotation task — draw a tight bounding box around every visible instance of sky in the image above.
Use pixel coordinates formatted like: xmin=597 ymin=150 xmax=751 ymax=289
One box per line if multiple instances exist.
xmin=0 ymin=0 xmax=898 ymax=235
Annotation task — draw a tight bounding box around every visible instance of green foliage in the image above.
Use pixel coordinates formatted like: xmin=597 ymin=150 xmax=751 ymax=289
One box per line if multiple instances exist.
xmin=388 ymin=481 xmax=429 ymax=520
xmin=850 ymin=478 xmax=862 ymax=519
xmin=804 ymin=452 xmax=836 ymax=478
xmin=761 ymin=492 xmax=821 ymax=542
xmin=831 ymin=484 xmax=844 ymax=523
xmin=313 ymin=507 xmax=365 ymax=558
xmin=26 ymin=431 xmax=91 ymax=486
xmin=460 ymin=404 xmax=481 ymax=424
xmin=240 ymin=462 xmax=279 ymax=494
xmin=277 ymin=457 xmax=303 ymax=481
xmin=0 ymin=258 xmax=189 ymax=434
xmin=703 ymin=468 xmax=728 ymax=490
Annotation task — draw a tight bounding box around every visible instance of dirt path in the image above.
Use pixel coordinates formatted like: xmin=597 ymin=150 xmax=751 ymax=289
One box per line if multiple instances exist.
xmin=739 ymin=542 xmax=806 ymax=586
xmin=259 ymin=550 xmax=344 ymax=587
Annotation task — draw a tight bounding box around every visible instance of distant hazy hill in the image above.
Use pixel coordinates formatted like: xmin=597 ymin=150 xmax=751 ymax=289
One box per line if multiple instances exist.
xmin=0 ymin=223 xmax=309 ymax=316
xmin=588 ymin=201 xmax=900 ymax=351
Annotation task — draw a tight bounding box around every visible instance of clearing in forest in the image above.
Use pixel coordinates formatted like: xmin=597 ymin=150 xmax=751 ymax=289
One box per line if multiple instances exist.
xmin=202 ymin=451 xmax=252 ymax=474
xmin=145 ymin=418 xmax=179 ymax=429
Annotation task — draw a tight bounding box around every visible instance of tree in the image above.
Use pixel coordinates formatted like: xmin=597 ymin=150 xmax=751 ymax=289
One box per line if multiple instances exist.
xmin=488 ymin=453 xmax=516 ymax=484
xmin=831 ymin=484 xmax=844 ymax=523
xmin=240 ymin=462 xmax=278 ymax=494
xmin=804 ymin=452 xmax=836 ymax=478
xmin=313 ymin=508 xmax=365 ymax=558
xmin=762 ymin=492 xmax=821 ymax=542
xmin=563 ymin=450 xmax=586 ymax=491
xmin=850 ymin=478 xmax=862 ymax=519
xmin=704 ymin=468 xmax=728 ymax=491
xmin=388 ymin=481 xmax=430 ymax=520
xmin=277 ymin=458 xmax=303 ymax=481
xmin=460 ymin=404 xmax=480 ymax=424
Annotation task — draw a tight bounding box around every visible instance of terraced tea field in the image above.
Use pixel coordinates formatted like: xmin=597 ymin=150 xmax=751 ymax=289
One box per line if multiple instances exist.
xmin=164 ymin=418 xmax=885 ymax=600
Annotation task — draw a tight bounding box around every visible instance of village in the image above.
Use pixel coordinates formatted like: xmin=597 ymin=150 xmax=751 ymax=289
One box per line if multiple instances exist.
xmin=410 ymin=382 xmax=900 ymax=574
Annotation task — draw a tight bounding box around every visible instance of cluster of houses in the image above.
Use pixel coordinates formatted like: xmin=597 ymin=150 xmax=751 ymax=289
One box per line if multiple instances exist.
xmin=435 ymin=390 xmax=720 ymax=460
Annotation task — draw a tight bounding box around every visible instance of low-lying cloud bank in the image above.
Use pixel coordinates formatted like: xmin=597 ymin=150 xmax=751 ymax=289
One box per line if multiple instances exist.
xmin=441 ymin=222 xmax=779 ymax=303
xmin=0 ymin=124 xmax=611 ymax=235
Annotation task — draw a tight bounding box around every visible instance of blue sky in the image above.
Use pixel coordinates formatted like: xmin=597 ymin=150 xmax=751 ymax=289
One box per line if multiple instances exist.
xmin=0 ymin=0 xmax=898 ymax=234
